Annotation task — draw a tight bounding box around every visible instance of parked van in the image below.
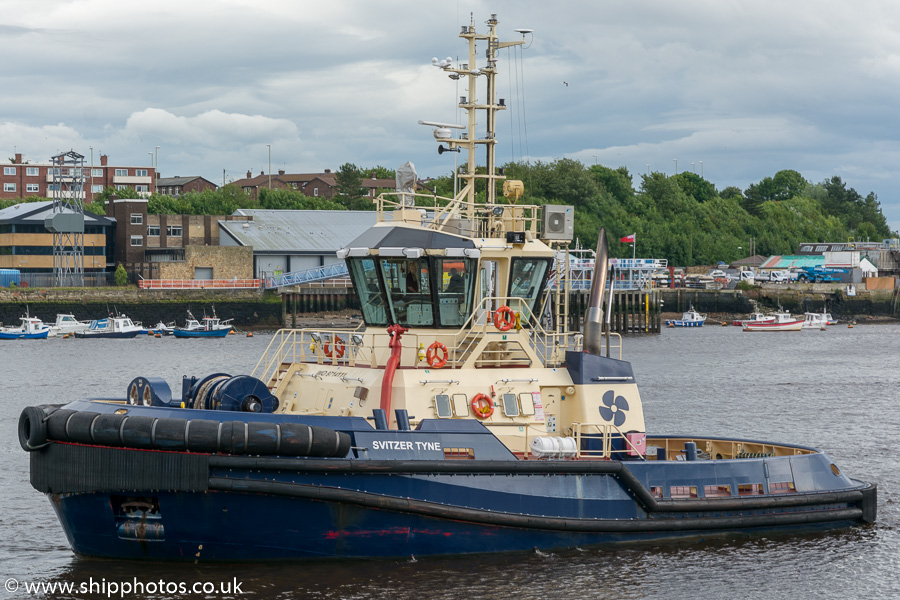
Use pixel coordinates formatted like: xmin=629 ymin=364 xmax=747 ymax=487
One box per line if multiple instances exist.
xmin=739 ymin=270 xmax=755 ymax=283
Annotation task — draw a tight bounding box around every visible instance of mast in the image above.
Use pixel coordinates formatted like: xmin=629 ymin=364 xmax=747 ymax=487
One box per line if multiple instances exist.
xmin=436 ymin=14 xmax=526 ymax=216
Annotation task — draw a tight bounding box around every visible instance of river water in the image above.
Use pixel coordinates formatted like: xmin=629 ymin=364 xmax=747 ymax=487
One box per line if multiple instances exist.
xmin=2 ymin=324 xmax=898 ymax=599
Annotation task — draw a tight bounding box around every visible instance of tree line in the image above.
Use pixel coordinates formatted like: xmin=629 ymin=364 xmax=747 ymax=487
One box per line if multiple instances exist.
xmin=2 ymin=160 xmax=891 ymax=266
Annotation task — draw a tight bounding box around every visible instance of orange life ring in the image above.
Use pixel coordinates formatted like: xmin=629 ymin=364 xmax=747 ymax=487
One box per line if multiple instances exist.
xmin=324 ymin=338 xmax=345 ymax=359
xmin=493 ymin=305 xmax=515 ymax=331
xmin=426 ymin=341 xmax=448 ymax=368
xmin=471 ymin=393 xmax=494 ymax=419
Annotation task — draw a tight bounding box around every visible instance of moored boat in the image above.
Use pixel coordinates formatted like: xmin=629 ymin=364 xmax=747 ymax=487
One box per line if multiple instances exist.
xmin=18 ymin=14 xmax=875 ymax=562
xmin=74 ymin=314 xmax=143 ymax=339
xmin=48 ymin=313 xmax=91 ymax=337
xmin=172 ymin=309 xmax=233 ymax=338
xmin=742 ymin=310 xmax=804 ymax=332
xmin=666 ymin=306 xmax=706 ymax=327
xmin=732 ymin=311 xmax=775 ymax=327
xmin=0 ymin=315 xmax=51 ymax=339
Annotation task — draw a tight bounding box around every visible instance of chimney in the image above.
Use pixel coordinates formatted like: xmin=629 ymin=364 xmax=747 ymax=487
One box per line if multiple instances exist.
xmin=246 ymin=170 xmax=252 ymax=179
xmin=278 ymin=169 xmax=285 ymax=175
xmin=14 ymin=153 xmax=22 ymax=164
xmin=100 ymin=155 xmax=108 ymax=166
xmin=260 ymin=170 xmax=264 ymax=176
xmin=324 ymin=169 xmax=331 ymax=174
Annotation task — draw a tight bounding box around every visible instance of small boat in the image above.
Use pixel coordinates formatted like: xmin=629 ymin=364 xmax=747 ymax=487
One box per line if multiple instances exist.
xmin=666 ymin=306 xmax=706 ymax=327
xmin=743 ymin=310 xmax=804 ymax=332
xmin=802 ymin=312 xmax=829 ymax=330
xmin=74 ymin=314 xmax=144 ymax=339
xmin=0 ymin=315 xmax=51 ymax=339
xmin=48 ymin=314 xmax=92 ymax=337
xmin=172 ymin=309 xmax=233 ymax=338
xmin=149 ymin=321 xmax=175 ymax=336
xmin=803 ymin=308 xmax=837 ymax=328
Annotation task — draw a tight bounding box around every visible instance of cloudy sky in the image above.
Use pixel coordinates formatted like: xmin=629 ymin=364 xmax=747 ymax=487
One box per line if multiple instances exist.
xmin=4 ymin=0 xmax=900 ymax=230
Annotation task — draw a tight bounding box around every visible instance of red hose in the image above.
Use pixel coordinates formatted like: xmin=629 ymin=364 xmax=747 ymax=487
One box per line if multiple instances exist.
xmin=380 ymin=324 xmax=408 ymax=428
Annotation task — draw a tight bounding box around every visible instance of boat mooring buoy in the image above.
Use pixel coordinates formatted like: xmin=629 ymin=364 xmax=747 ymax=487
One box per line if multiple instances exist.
xmin=246 ymin=332 xmax=253 ymax=338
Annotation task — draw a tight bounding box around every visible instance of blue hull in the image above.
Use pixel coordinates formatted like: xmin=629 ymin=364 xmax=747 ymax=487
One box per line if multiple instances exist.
xmin=74 ymin=331 xmax=141 ymax=339
xmin=0 ymin=331 xmax=48 ymax=339
xmin=666 ymin=320 xmax=703 ymax=327
xmin=173 ymin=328 xmax=231 ymax=338
xmin=48 ymin=488 xmax=864 ymax=561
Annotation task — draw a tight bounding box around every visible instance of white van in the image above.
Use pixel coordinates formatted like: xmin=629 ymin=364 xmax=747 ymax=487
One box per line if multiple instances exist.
xmin=739 ymin=270 xmax=755 ymax=283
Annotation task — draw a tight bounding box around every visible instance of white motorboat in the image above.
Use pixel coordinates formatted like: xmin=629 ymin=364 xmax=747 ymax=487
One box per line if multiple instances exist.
xmin=743 ymin=310 xmax=804 ymax=332
xmin=48 ymin=314 xmax=92 ymax=337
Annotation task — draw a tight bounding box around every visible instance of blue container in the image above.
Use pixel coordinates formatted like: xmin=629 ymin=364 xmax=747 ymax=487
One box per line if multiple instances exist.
xmin=0 ymin=269 xmax=20 ymax=287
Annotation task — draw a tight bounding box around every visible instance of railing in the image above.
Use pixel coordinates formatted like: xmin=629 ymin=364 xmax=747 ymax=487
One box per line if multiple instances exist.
xmin=374 ymin=191 xmax=543 ymax=236
xmin=251 ymin=296 xmax=624 ymax=388
xmin=138 ymin=279 xmax=260 ymax=290
xmin=265 ymin=263 xmax=349 ymax=290
xmin=572 ymin=422 xmax=646 ymax=460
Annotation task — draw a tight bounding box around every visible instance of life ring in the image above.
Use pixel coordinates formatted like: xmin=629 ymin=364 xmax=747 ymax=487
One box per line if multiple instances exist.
xmin=471 ymin=393 xmax=494 ymax=419
xmin=324 ymin=338 xmax=345 ymax=359
xmin=426 ymin=341 xmax=448 ymax=368
xmin=493 ymin=305 xmax=515 ymax=331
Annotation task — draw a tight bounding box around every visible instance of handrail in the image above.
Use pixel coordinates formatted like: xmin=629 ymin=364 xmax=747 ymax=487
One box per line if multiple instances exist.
xmin=572 ymin=422 xmax=646 ymax=461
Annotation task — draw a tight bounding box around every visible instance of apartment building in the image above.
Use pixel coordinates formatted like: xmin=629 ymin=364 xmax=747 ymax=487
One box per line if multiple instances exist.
xmin=156 ymin=176 xmax=217 ymax=197
xmin=0 ymin=152 xmax=155 ymax=201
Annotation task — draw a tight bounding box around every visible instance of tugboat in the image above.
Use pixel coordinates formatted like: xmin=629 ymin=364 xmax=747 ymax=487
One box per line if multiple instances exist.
xmin=19 ymin=14 xmax=875 ymax=561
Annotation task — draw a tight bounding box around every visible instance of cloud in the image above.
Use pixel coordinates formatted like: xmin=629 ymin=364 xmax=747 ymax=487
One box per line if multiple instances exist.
xmin=122 ymin=108 xmax=298 ymax=148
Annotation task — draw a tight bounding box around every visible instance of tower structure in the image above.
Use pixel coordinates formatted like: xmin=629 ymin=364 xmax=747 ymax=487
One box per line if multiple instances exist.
xmin=46 ymin=150 xmax=86 ymax=286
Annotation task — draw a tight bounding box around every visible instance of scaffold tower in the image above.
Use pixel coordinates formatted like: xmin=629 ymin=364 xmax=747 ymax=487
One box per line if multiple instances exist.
xmin=47 ymin=150 xmax=86 ymax=287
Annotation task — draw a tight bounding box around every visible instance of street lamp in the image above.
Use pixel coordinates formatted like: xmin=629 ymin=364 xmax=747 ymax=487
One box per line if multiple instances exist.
xmin=673 ymin=159 xmax=678 ymax=175
xmin=89 ymin=146 xmax=94 ymax=202
xmin=267 ymin=144 xmax=272 ymax=190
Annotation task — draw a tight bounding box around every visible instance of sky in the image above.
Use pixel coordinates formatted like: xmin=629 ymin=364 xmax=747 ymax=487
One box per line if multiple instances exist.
xmin=4 ymin=0 xmax=900 ymax=231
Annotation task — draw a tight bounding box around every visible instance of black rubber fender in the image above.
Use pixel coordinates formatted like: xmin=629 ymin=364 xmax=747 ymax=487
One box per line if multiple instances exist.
xmin=91 ymin=413 xmax=126 ymax=447
xmin=65 ymin=411 xmax=99 ymax=444
xmin=18 ymin=406 xmax=49 ymax=451
xmin=120 ymin=415 xmax=156 ymax=449
xmin=185 ymin=418 xmax=220 ymax=453
xmin=153 ymin=417 xmax=188 ymax=451
xmin=46 ymin=409 xmax=77 ymax=441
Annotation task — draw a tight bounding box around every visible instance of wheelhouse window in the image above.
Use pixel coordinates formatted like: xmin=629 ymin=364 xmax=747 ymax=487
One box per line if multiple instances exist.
xmin=508 ymin=257 xmax=552 ymax=319
xmin=437 ymin=258 xmax=475 ymax=327
xmin=380 ymin=257 xmax=433 ymax=326
xmin=347 ymin=255 xmax=476 ymax=328
xmin=348 ymin=257 xmax=388 ymax=326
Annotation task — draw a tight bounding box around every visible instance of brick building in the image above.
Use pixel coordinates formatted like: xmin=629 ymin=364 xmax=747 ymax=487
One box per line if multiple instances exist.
xmin=1 ymin=152 xmax=155 ymax=201
xmin=156 ymin=176 xmax=217 ymax=197
xmin=105 ymin=197 xmax=252 ymax=279
xmin=232 ymin=169 xmax=406 ymax=201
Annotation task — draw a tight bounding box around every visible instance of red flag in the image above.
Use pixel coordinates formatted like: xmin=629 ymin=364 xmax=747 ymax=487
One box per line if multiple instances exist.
xmin=620 ymin=233 xmax=635 ymax=243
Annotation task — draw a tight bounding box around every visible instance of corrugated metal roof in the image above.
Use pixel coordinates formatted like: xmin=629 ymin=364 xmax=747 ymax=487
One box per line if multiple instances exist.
xmin=0 ymin=200 xmax=114 ymax=225
xmin=220 ymin=210 xmax=379 ymax=253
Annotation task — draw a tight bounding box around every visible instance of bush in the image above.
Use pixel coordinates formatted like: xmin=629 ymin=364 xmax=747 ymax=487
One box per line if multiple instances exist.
xmin=114 ymin=263 xmax=128 ymax=286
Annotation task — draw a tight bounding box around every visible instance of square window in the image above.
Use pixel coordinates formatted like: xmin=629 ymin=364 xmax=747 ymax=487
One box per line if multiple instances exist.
xmin=115 ymin=169 xmax=128 ymax=176
xmin=26 ymin=167 xmax=39 ymax=176
xmin=26 ymin=183 xmax=39 ymax=193
xmin=3 ymin=183 xmax=15 ymax=192
xmin=91 ymin=184 xmax=103 ymax=193
xmin=167 ymin=226 xmax=182 ymax=237
xmin=147 ymin=226 xmax=160 ymax=236
xmin=501 ymin=393 xmax=519 ymax=417
xmin=131 ymin=214 xmax=143 ymax=225
xmin=130 ymin=236 xmax=142 ymax=247
xmin=136 ymin=169 xmax=148 ymax=177
xmin=4 ymin=167 xmax=15 ymax=175
xmin=91 ymin=169 xmax=103 ymax=177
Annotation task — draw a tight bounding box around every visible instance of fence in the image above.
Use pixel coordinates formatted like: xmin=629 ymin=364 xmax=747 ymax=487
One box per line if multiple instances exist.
xmin=138 ymin=279 xmax=261 ymax=290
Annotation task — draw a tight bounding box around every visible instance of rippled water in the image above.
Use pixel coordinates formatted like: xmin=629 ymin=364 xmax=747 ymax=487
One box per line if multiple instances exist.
xmin=2 ymin=324 xmax=898 ymax=599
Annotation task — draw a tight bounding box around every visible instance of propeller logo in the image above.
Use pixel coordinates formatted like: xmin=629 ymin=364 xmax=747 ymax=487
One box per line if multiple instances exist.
xmin=599 ymin=390 xmax=629 ymax=427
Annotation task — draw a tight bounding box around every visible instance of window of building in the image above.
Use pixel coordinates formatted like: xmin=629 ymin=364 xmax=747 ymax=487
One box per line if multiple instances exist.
xmin=3 ymin=183 xmax=15 ymax=192
xmin=130 ymin=236 xmax=142 ymax=247
xmin=135 ymin=185 xmax=148 ymax=192
xmin=147 ymin=226 xmax=160 ymax=236
xmin=49 ymin=168 xmax=60 ymax=177
xmin=91 ymin=184 xmax=103 ymax=193
xmin=313 ymin=187 xmax=319 ymax=196
xmin=115 ymin=184 xmax=127 ymax=190
xmin=136 ymin=169 xmax=148 ymax=177
xmin=167 ymin=225 xmax=182 ymax=237
xmin=131 ymin=214 xmax=143 ymax=225
xmin=47 ymin=184 xmax=60 ymax=192
xmin=91 ymin=169 xmax=103 ymax=177
xmin=115 ymin=169 xmax=128 ymax=176
xmin=4 ymin=167 xmax=15 ymax=175
xmin=26 ymin=167 xmax=39 ymax=176
xmin=26 ymin=183 xmax=39 ymax=193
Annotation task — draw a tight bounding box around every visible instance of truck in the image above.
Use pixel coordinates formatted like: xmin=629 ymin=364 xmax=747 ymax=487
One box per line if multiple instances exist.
xmin=796 ymin=266 xmax=848 ymax=283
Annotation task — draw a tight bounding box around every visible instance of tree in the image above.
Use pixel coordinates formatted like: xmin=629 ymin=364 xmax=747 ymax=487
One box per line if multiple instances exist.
xmin=114 ymin=263 xmax=128 ymax=286
xmin=335 ymin=163 xmax=367 ymax=207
